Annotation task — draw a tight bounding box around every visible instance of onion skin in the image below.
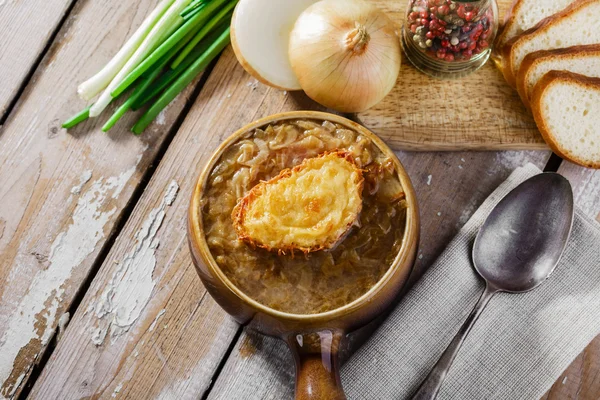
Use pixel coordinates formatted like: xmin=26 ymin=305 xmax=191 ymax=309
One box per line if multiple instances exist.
xmin=289 ymin=0 xmax=401 ymax=113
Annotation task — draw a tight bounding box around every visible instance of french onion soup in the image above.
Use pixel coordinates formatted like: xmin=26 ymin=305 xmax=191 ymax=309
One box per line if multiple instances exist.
xmin=202 ymin=119 xmax=407 ymax=314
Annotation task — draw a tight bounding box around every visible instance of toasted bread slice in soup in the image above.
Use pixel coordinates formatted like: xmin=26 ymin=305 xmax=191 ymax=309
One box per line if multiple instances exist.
xmin=531 ymin=71 xmax=600 ymax=169
xmin=496 ymin=0 xmax=575 ymax=49
xmin=503 ymin=0 xmax=600 ymax=87
xmin=232 ymin=152 xmax=364 ymax=253
xmin=517 ymin=44 xmax=600 ymax=108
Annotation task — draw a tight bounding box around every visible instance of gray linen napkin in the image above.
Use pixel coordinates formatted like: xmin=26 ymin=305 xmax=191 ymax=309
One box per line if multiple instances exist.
xmin=209 ymin=164 xmax=600 ymax=400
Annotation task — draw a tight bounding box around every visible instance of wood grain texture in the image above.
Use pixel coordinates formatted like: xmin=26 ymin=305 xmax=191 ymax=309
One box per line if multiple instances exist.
xmin=543 ymin=164 xmax=600 ymax=400
xmin=30 ymin=46 xmax=552 ymax=398
xmin=0 ymin=0 xmax=73 ymax=119
xmin=0 ymin=0 xmax=205 ymax=397
xmin=28 ymin=47 xmax=328 ymax=400
xmin=356 ymin=0 xmax=545 ymax=151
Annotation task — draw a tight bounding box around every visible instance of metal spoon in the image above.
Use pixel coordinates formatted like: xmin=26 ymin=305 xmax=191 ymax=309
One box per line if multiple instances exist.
xmin=412 ymin=173 xmax=574 ymax=400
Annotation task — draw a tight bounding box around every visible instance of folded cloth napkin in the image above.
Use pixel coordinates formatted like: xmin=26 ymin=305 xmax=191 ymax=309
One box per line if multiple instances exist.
xmin=209 ymin=164 xmax=600 ymax=400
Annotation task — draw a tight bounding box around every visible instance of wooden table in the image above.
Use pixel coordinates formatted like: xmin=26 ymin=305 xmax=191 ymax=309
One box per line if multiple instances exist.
xmin=0 ymin=1 xmax=598 ymax=399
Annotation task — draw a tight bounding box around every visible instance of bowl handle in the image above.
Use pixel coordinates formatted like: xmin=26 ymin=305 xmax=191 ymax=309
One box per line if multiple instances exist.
xmin=287 ymin=329 xmax=347 ymax=400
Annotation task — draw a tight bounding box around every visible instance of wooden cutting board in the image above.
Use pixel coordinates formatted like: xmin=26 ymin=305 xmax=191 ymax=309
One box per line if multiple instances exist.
xmin=356 ymin=0 xmax=547 ymax=151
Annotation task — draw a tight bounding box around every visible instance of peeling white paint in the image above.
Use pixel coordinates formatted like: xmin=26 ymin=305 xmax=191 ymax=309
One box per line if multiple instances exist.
xmin=490 ymin=152 xmax=539 ymax=175
xmin=426 ymin=175 xmax=432 ymax=186
xmin=92 ymin=181 xmax=179 ymax=344
xmin=91 ymin=326 xmax=108 ymax=347
xmin=458 ymin=195 xmax=481 ymax=226
xmin=156 ymin=111 xmax=167 ymax=126
xmin=56 ymin=312 xmax=70 ymax=342
xmin=112 ymin=382 xmax=123 ymax=398
xmin=0 ymin=164 xmax=137 ymax=397
xmin=149 ymin=309 xmax=166 ymax=332
xmin=71 ymin=170 xmax=93 ymax=194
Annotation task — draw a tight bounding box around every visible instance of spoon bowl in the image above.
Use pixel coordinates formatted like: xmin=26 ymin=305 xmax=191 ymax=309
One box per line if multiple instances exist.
xmin=413 ymin=172 xmax=574 ymax=400
xmin=473 ymin=172 xmax=574 ymax=293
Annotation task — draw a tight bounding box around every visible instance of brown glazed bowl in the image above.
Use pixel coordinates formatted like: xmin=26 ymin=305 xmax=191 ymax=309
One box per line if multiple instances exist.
xmin=188 ymin=111 xmax=419 ymax=400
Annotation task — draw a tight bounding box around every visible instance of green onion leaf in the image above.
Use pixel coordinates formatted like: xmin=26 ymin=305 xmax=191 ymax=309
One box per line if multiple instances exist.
xmin=131 ymin=22 xmax=227 ymax=110
xmin=132 ymin=27 xmax=231 ymax=134
xmin=171 ymin=0 xmax=236 ymax=69
xmin=111 ymin=0 xmax=230 ymax=99
xmin=62 ymin=106 xmax=92 ymax=129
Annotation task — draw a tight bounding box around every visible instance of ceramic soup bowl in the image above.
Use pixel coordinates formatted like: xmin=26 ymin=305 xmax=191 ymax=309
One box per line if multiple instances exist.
xmin=188 ymin=111 xmax=419 ymax=399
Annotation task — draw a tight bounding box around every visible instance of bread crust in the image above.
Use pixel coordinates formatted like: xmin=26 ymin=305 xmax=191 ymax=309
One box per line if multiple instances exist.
xmin=517 ymin=44 xmax=600 ymax=108
xmin=231 ymin=151 xmax=365 ymax=254
xmin=504 ymin=0 xmax=593 ymax=87
xmin=495 ymin=0 xmax=523 ymax=49
xmin=531 ymin=70 xmax=600 ymax=169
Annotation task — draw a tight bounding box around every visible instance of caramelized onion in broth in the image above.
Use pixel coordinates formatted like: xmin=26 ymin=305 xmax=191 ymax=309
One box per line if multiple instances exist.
xmin=202 ymin=119 xmax=407 ymax=314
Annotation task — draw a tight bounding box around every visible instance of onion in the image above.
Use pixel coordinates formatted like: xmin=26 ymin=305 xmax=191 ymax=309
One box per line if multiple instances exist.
xmin=230 ymin=0 xmax=318 ymax=91
xmin=289 ymin=0 xmax=401 ymax=113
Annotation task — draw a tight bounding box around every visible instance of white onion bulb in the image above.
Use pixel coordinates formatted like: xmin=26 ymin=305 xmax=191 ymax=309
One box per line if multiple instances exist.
xmin=289 ymin=0 xmax=402 ymax=113
xmin=230 ymin=0 xmax=318 ymax=91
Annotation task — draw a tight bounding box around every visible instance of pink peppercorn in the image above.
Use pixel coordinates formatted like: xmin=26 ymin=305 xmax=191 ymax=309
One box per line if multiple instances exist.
xmin=405 ymin=0 xmax=496 ymax=63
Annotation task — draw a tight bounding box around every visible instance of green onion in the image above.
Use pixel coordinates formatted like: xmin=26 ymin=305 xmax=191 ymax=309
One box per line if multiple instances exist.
xmin=171 ymin=0 xmax=236 ymax=69
xmin=77 ymin=0 xmax=175 ymax=101
xmin=102 ymin=42 xmax=184 ymax=131
xmin=181 ymin=0 xmax=207 ymax=18
xmin=64 ymin=0 xmax=237 ymax=134
xmin=132 ymin=27 xmax=230 ymax=134
xmin=131 ymin=23 xmax=227 ymax=110
xmin=62 ymin=106 xmax=92 ymax=129
xmin=90 ymin=0 xmax=190 ymax=117
xmin=111 ymin=0 xmax=230 ymax=99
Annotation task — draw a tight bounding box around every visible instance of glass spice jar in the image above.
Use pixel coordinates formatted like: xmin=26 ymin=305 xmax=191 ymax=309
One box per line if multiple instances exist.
xmin=402 ymin=0 xmax=499 ymax=78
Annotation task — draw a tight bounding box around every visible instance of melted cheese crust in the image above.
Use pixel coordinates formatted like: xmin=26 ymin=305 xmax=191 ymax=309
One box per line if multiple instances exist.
xmin=232 ymin=152 xmax=364 ymax=253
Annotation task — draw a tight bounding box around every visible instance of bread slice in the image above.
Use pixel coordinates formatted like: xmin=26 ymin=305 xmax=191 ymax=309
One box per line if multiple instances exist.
xmin=531 ymin=70 xmax=600 ymax=169
xmin=504 ymin=0 xmax=600 ymax=87
xmin=232 ymin=152 xmax=364 ymax=254
xmin=517 ymin=44 xmax=600 ymax=108
xmin=496 ymin=0 xmax=576 ymax=49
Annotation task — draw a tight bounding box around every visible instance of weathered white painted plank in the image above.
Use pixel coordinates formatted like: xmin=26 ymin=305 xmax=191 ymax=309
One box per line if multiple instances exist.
xmin=29 ymin=47 xmax=292 ymax=400
xmin=0 ymin=0 xmax=205 ymax=396
xmin=0 ymin=0 xmax=72 ymax=119
xmin=29 ymin=47 xmax=551 ymax=398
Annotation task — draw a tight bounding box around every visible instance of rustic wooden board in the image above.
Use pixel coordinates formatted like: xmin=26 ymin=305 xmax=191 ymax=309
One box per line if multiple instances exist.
xmin=543 ymin=164 xmax=600 ymax=400
xmin=29 ymin=46 xmax=551 ymax=399
xmin=356 ymin=0 xmax=546 ymax=151
xmin=0 ymin=0 xmax=73 ymax=119
xmin=0 ymin=0 xmax=207 ymax=397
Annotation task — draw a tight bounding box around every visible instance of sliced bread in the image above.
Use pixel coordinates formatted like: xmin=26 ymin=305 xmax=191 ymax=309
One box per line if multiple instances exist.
xmin=496 ymin=0 xmax=576 ymax=49
xmin=531 ymin=70 xmax=600 ymax=169
xmin=504 ymin=0 xmax=600 ymax=87
xmin=517 ymin=44 xmax=600 ymax=108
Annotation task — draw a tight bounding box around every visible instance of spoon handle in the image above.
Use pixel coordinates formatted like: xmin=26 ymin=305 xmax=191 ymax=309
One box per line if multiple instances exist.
xmin=411 ymin=284 xmax=498 ymax=400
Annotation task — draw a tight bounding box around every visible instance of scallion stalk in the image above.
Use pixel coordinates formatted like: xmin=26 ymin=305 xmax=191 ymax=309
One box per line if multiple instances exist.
xmin=89 ymin=0 xmax=191 ymax=118
xmin=130 ymin=23 xmax=227 ymax=110
xmin=101 ymin=42 xmax=184 ymax=131
xmin=62 ymin=106 xmax=92 ymax=129
xmin=181 ymin=0 xmax=207 ymax=18
xmin=132 ymin=27 xmax=230 ymax=134
xmin=170 ymin=0 xmax=236 ymax=69
xmin=77 ymin=0 xmax=175 ymax=101
xmin=110 ymin=0 xmax=226 ymax=99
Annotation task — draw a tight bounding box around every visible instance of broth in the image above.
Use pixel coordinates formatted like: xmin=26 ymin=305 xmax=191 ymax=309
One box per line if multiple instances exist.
xmin=202 ymin=119 xmax=407 ymax=314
